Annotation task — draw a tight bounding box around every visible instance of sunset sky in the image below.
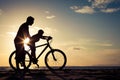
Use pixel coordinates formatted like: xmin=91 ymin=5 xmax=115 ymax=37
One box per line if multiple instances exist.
xmin=0 ymin=0 xmax=120 ymax=67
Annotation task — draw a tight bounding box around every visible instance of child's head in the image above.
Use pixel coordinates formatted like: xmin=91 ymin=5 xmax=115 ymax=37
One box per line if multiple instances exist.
xmin=38 ymin=29 xmax=44 ymax=36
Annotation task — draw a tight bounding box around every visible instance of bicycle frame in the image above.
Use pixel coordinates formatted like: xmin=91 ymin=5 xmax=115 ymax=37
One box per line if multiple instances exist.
xmin=34 ymin=40 xmax=52 ymax=60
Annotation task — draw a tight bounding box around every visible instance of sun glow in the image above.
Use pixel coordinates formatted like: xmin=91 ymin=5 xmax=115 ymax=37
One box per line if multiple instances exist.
xmin=24 ymin=37 xmax=30 ymax=44
xmin=24 ymin=38 xmax=30 ymax=50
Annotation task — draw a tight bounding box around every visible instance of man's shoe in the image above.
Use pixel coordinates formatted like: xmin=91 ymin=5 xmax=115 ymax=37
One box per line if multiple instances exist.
xmin=20 ymin=62 xmax=24 ymax=67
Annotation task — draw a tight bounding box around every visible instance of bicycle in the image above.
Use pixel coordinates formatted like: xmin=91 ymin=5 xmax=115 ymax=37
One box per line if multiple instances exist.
xmin=9 ymin=37 xmax=67 ymax=70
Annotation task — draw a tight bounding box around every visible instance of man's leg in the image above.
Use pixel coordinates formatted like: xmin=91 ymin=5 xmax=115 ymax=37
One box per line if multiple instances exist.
xmin=15 ymin=42 xmax=26 ymax=69
xmin=15 ymin=44 xmax=21 ymax=70
xmin=16 ymin=56 xmax=20 ymax=70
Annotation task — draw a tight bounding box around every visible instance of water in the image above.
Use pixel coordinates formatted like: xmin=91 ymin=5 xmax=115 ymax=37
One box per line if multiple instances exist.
xmin=65 ymin=66 xmax=120 ymax=70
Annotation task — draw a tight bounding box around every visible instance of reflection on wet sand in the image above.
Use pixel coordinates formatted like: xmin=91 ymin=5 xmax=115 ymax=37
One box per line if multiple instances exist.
xmin=0 ymin=67 xmax=120 ymax=80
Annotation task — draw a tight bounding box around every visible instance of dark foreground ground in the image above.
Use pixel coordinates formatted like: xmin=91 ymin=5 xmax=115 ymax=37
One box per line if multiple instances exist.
xmin=0 ymin=67 xmax=120 ymax=80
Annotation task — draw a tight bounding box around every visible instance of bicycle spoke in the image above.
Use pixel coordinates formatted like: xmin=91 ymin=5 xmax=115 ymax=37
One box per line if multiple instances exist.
xmin=45 ymin=49 xmax=67 ymax=70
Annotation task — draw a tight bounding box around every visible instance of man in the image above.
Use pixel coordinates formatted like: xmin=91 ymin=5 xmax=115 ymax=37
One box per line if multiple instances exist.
xmin=14 ymin=16 xmax=34 ymax=69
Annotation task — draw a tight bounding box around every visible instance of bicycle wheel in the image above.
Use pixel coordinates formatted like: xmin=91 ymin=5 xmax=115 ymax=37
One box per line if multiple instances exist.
xmin=45 ymin=49 xmax=67 ymax=70
xmin=9 ymin=51 xmax=32 ymax=70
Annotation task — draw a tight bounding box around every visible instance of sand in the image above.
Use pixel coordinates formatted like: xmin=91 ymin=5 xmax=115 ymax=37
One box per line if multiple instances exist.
xmin=0 ymin=67 xmax=120 ymax=80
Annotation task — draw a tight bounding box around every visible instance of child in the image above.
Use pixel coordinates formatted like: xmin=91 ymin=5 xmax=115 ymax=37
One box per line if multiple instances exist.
xmin=29 ymin=29 xmax=52 ymax=64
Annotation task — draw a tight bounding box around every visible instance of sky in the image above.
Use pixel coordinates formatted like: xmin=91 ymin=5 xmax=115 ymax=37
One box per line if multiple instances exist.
xmin=0 ymin=0 xmax=120 ymax=67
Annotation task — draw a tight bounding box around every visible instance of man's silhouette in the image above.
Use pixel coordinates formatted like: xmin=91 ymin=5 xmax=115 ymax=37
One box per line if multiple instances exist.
xmin=14 ymin=16 xmax=34 ymax=69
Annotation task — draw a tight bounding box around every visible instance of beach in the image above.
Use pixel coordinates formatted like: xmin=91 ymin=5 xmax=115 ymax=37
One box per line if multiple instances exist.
xmin=0 ymin=66 xmax=120 ymax=80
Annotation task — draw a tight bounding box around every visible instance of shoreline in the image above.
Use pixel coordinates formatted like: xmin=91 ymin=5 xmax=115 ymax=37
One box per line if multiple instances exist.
xmin=0 ymin=66 xmax=120 ymax=71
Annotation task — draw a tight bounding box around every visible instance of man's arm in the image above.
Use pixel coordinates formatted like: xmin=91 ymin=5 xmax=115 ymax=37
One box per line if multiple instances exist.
xmin=23 ymin=26 xmax=31 ymax=38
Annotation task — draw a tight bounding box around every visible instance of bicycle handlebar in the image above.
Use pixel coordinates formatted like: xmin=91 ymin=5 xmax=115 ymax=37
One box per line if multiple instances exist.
xmin=47 ymin=36 xmax=52 ymax=40
xmin=46 ymin=36 xmax=53 ymax=43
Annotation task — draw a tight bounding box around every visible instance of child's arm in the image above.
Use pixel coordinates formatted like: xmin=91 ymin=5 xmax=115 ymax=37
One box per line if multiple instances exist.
xmin=41 ymin=36 xmax=52 ymax=40
xmin=41 ymin=36 xmax=49 ymax=39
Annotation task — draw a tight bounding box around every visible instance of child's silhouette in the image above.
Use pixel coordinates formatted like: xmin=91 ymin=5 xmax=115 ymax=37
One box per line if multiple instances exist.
xmin=29 ymin=29 xmax=52 ymax=64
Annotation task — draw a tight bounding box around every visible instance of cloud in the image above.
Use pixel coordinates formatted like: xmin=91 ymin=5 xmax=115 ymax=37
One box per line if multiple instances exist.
xmin=73 ymin=47 xmax=80 ymax=50
xmin=101 ymin=8 xmax=120 ymax=13
xmin=96 ymin=43 xmax=113 ymax=47
xmin=90 ymin=0 xmax=120 ymax=13
xmin=46 ymin=15 xmax=56 ymax=19
xmin=45 ymin=11 xmax=56 ymax=19
xmin=70 ymin=0 xmax=120 ymax=14
xmin=70 ymin=6 xmax=95 ymax=14
xmin=45 ymin=11 xmax=50 ymax=14
xmin=76 ymin=38 xmax=113 ymax=47
xmin=90 ymin=0 xmax=114 ymax=8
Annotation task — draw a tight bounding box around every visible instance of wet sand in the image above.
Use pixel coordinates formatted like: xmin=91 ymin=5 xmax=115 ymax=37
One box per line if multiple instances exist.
xmin=0 ymin=67 xmax=120 ymax=80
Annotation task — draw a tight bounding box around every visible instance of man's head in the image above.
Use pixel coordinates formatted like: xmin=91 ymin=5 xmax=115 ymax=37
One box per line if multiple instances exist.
xmin=26 ymin=16 xmax=34 ymax=25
